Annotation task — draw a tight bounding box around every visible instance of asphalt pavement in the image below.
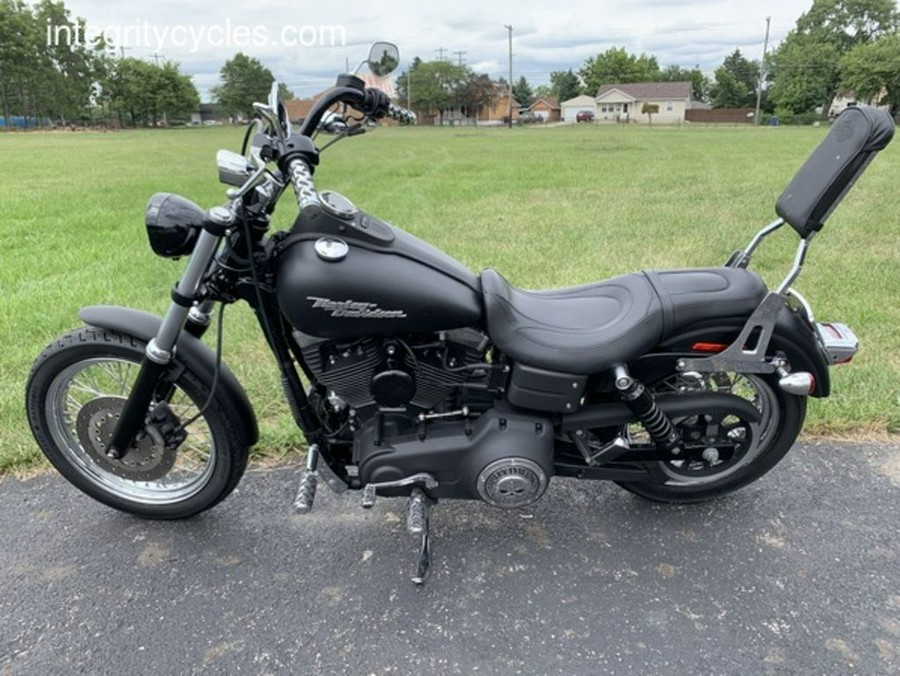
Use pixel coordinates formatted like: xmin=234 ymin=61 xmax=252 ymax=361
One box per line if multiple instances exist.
xmin=1 ymin=441 xmax=899 ymax=675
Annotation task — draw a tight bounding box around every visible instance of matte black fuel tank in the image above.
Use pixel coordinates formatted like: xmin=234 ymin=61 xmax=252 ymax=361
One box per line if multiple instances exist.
xmin=275 ymin=204 xmax=483 ymax=338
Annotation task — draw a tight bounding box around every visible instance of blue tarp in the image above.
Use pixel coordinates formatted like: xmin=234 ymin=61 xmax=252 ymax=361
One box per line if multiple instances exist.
xmin=0 ymin=116 xmax=41 ymax=128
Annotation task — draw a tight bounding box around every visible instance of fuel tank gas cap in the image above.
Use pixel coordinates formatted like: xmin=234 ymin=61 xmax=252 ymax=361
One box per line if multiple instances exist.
xmin=314 ymin=237 xmax=349 ymax=262
xmin=319 ymin=191 xmax=358 ymax=220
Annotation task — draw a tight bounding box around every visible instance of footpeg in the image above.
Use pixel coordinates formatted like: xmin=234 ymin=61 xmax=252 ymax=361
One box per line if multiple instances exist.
xmin=361 ymin=484 xmax=377 ymax=509
xmin=293 ymin=444 xmax=320 ymax=514
xmin=407 ymin=488 xmax=433 ymax=585
xmin=293 ymin=471 xmax=318 ymax=513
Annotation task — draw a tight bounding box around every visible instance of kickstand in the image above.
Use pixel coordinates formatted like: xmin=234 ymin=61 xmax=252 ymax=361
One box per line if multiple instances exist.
xmin=407 ymin=488 xmax=434 ymax=585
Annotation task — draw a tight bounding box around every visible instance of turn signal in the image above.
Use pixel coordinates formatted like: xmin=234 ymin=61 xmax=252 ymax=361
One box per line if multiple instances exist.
xmin=778 ymin=372 xmax=816 ymax=395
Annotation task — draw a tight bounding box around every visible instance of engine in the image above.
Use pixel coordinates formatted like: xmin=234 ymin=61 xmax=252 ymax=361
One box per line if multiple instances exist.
xmin=297 ymin=328 xmax=493 ymax=419
xmin=296 ymin=329 xmax=555 ymax=507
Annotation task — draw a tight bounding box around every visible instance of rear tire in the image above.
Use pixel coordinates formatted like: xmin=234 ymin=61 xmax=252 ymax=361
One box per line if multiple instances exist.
xmin=25 ymin=326 xmax=249 ymax=519
xmin=616 ymin=372 xmax=806 ymax=503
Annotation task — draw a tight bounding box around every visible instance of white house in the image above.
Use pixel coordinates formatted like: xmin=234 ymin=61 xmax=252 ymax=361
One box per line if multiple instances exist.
xmin=594 ymin=82 xmax=693 ymax=124
xmin=560 ymin=94 xmax=597 ymax=122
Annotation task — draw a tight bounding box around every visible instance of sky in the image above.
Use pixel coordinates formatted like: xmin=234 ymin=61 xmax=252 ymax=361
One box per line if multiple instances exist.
xmin=60 ymin=0 xmax=819 ymax=100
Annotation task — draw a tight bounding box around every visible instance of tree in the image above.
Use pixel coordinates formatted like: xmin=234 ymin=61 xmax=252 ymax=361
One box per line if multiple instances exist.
xmin=769 ymin=32 xmax=840 ymax=114
xmin=549 ymin=69 xmax=582 ymax=101
xmin=512 ymin=76 xmax=534 ymax=108
xmin=709 ymin=50 xmax=759 ymax=108
xmin=0 ymin=0 xmax=105 ymax=128
xmin=840 ymin=32 xmax=900 ymax=113
xmin=456 ymin=72 xmax=495 ymax=120
xmin=395 ymin=58 xmax=466 ymax=124
xmin=641 ymin=102 xmax=659 ymax=126
xmin=107 ymin=58 xmax=198 ymax=127
xmin=711 ymin=68 xmax=751 ymax=108
xmin=796 ymin=0 xmax=898 ymax=53
xmin=533 ymin=84 xmax=552 ymax=99
xmin=770 ymin=0 xmax=898 ymax=114
xmin=213 ymin=53 xmax=275 ymax=119
xmin=579 ymin=47 xmax=660 ymax=95
xmin=659 ymin=65 xmax=708 ymax=102
xmin=278 ymin=83 xmax=295 ymax=101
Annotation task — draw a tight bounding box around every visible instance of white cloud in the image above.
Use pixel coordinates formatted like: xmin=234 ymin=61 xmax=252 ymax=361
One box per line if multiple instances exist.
xmin=64 ymin=0 xmax=813 ymax=98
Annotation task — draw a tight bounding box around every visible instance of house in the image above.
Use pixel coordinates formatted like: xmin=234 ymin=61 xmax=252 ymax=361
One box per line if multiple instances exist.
xmin=190 ymin=103 xmax=221 ymax=125
xmin=594 ymin=82 xmax=693 ymax=124
xmin=477 ymin=84 xmax=520 ymax=125
xmin=528 ymin=97 xmax=560 ymax=122
xmin=425 ymin=83 xmax=519 ymax=125
xmin=284 ymin=95 xmax=325 ymax=124
xmin=828 ymin=90 xmax=890 ymax=118
xmin=561 ymin=95 xmax=596 ymax=122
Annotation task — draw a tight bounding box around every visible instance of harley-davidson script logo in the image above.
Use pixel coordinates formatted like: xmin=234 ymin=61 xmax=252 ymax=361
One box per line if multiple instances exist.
xmin=306 ymin=296 xmax=407 ymax=319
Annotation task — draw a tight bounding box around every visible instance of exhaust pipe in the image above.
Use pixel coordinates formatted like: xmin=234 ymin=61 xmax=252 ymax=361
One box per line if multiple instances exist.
xmin=779 ymin=372 xmax=816 ymax=395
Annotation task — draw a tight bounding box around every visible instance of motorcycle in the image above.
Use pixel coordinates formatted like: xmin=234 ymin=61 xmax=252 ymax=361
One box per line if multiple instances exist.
xmin=25 ymin=42 xmax=895 ymax=584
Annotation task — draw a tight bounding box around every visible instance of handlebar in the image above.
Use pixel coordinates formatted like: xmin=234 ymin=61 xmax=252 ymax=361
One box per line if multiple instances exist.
xmin=387 ymin=102 xmax=417 ymax=125
xmin=287 ymin=157 xmax=319 ymax=210
xmin=284 ymin=85 xmax=416 ymax=209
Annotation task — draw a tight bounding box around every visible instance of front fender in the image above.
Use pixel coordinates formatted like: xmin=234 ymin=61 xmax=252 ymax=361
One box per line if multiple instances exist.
xmin=634 ymin=305 xmax=831 ymax=397
xmin=79 ymin=305 xmax=259 ymax=446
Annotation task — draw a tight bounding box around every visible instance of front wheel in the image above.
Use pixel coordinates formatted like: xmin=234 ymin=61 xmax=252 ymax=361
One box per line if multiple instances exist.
xmin=25 ymin=326 xmax=249 ymax=519
xmin=615 ymin=371 xmax=806 ymax=503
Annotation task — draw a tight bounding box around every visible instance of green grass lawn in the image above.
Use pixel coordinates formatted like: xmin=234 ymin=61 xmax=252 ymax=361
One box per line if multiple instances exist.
xmin=1 ymin=123 xmax=898 ymax=472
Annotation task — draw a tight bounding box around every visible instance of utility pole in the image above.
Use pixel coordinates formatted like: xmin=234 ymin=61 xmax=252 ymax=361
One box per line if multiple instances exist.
xmin=754 ymin=16 xmax=771 ymax=126
xmin=435 ymin=47 xmax=447 ymax=62
xmin=151 ymin=51 xmax=164 ymax=67
xmin=504 ymin=25 xmax=513 ymax=129
xmin=118 ymin=45 xmax=131 ymax=60
xmin=453 ymin=50 xmax=467 ymax=67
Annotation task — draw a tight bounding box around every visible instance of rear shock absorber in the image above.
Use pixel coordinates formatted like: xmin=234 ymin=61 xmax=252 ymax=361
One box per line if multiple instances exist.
xmin=613 ymin=365 xmax=682 ymax=454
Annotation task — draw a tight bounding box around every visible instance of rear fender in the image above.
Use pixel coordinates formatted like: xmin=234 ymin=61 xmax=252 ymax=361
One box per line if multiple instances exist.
xmin=632 ymin=306 xmax=831 ymax=397
xmin=79 ymin=305 xmax=259 ymax=446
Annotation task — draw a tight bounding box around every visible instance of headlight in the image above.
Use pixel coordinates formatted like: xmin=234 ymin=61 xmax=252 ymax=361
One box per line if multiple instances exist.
xmin=145 ymin=193 xmax=204 ymax=258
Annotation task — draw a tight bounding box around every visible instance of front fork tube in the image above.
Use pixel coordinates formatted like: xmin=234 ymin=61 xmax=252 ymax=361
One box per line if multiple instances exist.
xmin=107 ymin=229 xmax=222 ymax=458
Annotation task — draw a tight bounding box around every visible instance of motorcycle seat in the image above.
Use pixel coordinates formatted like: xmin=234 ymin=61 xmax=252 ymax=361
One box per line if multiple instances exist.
xmin=481 ymin=267 xmax=767 ymax=375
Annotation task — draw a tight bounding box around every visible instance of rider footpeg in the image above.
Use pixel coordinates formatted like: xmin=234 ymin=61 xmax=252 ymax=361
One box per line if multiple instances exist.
xmin=293 ymin=443 xmax=321 ymax=514
xmin=293 ymin=470 xmax=318 ymax=513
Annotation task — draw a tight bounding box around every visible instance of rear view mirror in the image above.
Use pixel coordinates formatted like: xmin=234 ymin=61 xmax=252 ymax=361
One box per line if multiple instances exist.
xmin=367 ymin=42 xmax=400 ymax=77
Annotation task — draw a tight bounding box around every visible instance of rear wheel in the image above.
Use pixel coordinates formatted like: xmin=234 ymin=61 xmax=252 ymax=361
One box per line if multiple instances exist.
xmin=25 ymin=327 xmax=248 ymax=519
xmin=615 ymin=371 xmax=805 ymax=503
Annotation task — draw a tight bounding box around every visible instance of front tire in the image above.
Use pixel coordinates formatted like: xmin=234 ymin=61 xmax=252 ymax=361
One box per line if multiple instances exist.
xmin=616 ymin=371 xmax=806 ymax=503
xmin=25 ymin=326 xmax=249 ymax=519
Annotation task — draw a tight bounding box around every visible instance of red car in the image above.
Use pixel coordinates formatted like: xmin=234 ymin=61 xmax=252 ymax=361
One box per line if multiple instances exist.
xmin=576 ymin=110 xmax=594 ymax=122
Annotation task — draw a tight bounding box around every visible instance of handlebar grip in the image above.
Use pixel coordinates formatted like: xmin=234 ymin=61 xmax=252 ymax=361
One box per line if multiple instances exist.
xmin=287 ymin=158 xmax=319 ymax=209
xmin=387 ymin=103 xmax=417 ymax=125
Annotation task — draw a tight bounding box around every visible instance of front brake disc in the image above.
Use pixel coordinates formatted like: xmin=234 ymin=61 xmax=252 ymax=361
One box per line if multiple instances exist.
xmin=76 ymin=397 xmax=177 ymax=481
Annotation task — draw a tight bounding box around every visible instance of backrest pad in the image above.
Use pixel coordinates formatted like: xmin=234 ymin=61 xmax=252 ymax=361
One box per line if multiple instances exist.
xmin=775 ymin=106 xmax=894 ymax=238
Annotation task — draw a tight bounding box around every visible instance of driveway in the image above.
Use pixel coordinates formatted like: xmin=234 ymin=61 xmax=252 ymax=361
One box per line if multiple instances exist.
xmin=1 ymin=441 xmax=898 ymax=674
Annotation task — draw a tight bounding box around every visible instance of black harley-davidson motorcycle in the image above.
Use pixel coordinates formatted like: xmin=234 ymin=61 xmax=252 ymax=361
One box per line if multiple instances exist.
xmin=26 ymin=43 xmax=895 ymax=583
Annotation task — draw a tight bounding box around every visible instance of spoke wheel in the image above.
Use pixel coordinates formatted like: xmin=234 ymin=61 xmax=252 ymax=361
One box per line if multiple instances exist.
xmin=615 ymin=369 xmax=805 ymax=503
xmin=26 ymin=327 xmax=248 ymax=519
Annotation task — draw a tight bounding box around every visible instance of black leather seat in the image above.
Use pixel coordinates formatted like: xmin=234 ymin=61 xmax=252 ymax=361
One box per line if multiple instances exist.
xmin=481 ymin=267 xmax=767 ymax=374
